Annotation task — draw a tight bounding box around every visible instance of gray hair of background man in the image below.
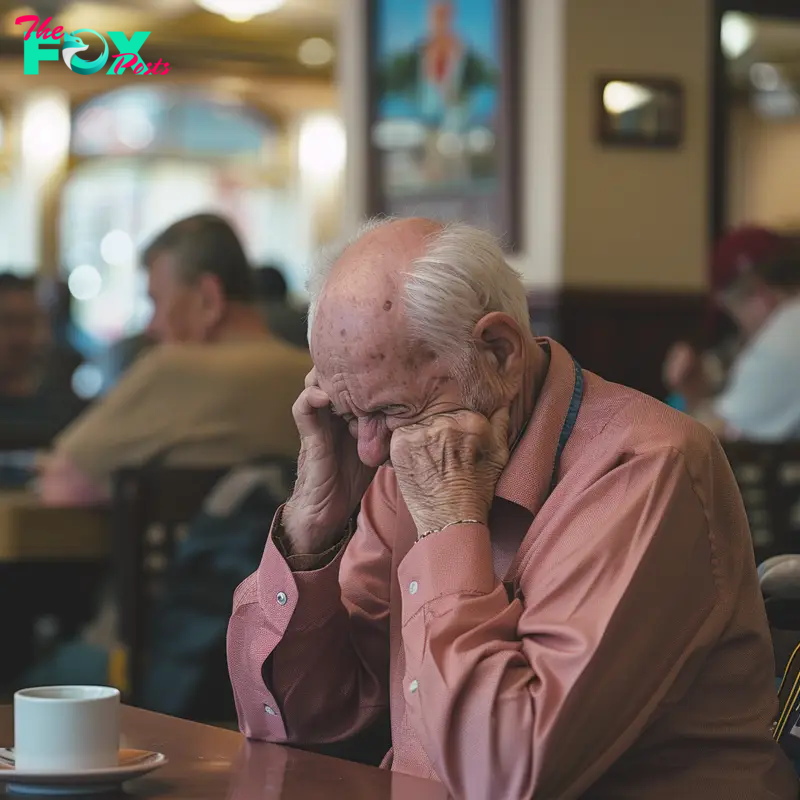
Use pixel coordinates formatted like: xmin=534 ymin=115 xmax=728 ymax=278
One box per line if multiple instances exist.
xmin=306 ymin=218 xmax=532 ymax=368
xmin=142 ymin=213 xmax=256 ymax=303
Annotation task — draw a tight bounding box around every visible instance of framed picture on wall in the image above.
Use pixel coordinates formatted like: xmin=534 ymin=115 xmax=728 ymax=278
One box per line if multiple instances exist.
xmin=365 ymin=0 xmax=521 ymax=250
xmin=596 ymin=76 xmax=685 ymax=148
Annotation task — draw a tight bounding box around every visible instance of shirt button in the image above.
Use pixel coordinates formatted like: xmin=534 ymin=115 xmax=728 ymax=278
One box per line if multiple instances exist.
xmin=264 ymin=704 xmax=276 ymax=715
xmin=276 ymin=591 xmax=288 ymax=606
xmin=409 ymin=679 xmax=419 ymax=694
xmin=409 ymin=580 xmax=419 ymax=595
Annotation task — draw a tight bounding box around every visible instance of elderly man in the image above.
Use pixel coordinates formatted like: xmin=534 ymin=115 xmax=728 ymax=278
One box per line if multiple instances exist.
xmin=39 ymin=214 xmax=310 ymax=506
xmin=227 ymin=218 xmax=796 ymax=798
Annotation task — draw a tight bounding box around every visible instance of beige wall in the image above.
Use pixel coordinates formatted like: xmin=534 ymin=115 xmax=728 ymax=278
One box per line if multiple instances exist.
xmin=563 ymin=0 xmax=710 ymax=291
xmin=728 ymin=101 xmax=800 ymax=232
xmin=338 ymin=0 xmax=712 ymax=292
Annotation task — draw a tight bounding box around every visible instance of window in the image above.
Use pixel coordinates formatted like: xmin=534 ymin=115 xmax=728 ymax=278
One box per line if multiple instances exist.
xmin=71 ymin=86 xmax=278 ymax=160
xmin=61 ymin=87 xmax=312 ymax=346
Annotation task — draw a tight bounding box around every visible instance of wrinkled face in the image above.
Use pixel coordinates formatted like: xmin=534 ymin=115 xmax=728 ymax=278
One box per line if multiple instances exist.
xmin=311 ymin=332 xmax=464 ymax=468
xmin=311 ymin=298 xmax=501 ymax=468
xmin=0 ymin=289 xmax=42 ymax=380
xmin=146 ymin=252 xmax=217 ymax=344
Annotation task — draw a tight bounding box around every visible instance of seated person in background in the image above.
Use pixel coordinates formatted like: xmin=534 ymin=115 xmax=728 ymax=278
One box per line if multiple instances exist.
xmin=254 ymin=264 xmax=309 ymax=349
xmin=39 ymin=214 xmax=311 ymax=507
xmin=667 ymin=243 xmax=800 ymax=440
xmin=0 ymin=275 xmax=85 ymax=447
xmin=663 ymin=225 xmax=785 ymax=412
xmin=228 ymin=218 xmax=795 ymax=799
xmin=708 ymin=248 xmax=800 ymax=440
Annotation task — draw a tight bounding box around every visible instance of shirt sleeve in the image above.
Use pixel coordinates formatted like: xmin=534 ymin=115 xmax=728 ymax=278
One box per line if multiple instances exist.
xmin=226 ymin=466 xmax=395 ymax=745
xmin=396 ymin=447 xmax=730 ymax=800
xmin=54 ymin=347 xmax=179 ymax=484
xmin=713 ymin=317 xmax=800 ymax=440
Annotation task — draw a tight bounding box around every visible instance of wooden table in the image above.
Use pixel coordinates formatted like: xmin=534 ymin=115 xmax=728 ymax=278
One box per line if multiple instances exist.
xmin=0 ymin=706 xmax=450 ymax=799
xmin=0 ymin=491 xmax=108 ymax=561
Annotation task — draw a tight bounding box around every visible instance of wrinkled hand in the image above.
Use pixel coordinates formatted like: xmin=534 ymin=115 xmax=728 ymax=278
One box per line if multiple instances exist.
xmin=283 ymin=369 xmax=376 ymax=554
xmin=390 ymin=407 xmax=510 ymax=536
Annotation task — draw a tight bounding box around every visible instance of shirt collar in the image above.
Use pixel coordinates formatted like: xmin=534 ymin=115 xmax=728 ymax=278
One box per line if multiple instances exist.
xmin=495 ymin=337 xmax=579 ymax=516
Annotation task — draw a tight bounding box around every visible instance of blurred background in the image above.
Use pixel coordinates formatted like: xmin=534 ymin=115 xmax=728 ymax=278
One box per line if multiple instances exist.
xmin=0 ymin=0 xmax=340 ymax=385
xmin=1 ymin=0 xmax=799 ymax=396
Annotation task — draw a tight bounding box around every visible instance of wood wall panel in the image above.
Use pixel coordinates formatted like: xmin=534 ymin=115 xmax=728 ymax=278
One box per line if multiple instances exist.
xmin=528 ymin=289 xmax=707 ymax=400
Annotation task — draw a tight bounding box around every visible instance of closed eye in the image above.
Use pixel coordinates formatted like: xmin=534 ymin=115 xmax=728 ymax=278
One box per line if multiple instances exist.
xmin=329 ymin=403 xmax=355 ymax=424
xmin=380 ymin=405 xmax=409 ymax=417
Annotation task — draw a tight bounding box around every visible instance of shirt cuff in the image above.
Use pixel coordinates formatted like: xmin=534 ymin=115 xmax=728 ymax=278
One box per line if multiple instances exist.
xmin=397 ymin=522 xmax=500 ymax=625
xmin=255 ymin=511 xmax=350 ymax=635
xmin=272 ymin=505 xmax=353 ymax=572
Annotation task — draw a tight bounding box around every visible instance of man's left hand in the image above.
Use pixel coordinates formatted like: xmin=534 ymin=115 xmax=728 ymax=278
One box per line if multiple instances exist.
xmin=390 ymin=407 xmax=510 ymax=536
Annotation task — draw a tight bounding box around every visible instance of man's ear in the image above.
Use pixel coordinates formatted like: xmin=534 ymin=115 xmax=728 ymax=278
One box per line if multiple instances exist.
xmin=196 ymin=273 xmax=226 ymax=328
xmin=472 ymin=312 xmax=526 ymax=379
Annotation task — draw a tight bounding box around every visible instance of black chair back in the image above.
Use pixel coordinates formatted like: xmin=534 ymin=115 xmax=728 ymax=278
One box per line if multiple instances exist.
xmin=723 ymin=441 xmax=800 ymax=565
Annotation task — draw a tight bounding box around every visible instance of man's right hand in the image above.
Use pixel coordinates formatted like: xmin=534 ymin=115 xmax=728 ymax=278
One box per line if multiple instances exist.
xmin=281 ymin=369 xmax=377 ymax=555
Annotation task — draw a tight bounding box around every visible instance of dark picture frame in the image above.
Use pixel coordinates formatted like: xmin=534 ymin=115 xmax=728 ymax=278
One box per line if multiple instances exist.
xmin=365 ymin=0 xmax=520 ymax=250
xmin=596 ymin=75 xmax=685 ymax=148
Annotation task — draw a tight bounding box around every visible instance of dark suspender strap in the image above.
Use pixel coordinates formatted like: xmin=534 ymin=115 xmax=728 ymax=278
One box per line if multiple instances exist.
xmin=501 ymin=357 xmax=584 ymax=600
xmin=550 ymin=357 xmax=584 ymax=492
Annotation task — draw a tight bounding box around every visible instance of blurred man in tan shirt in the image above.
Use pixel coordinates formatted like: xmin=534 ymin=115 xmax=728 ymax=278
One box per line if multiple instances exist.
xmin=39 ymin=214 xmax=310 ymax=507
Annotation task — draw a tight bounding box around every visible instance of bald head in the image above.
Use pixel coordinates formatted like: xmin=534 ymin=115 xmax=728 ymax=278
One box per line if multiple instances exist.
xmin=319 ymin=218 xmax=442 ymax=309
xmin=310 ymin=218 xmax=442 ymax=359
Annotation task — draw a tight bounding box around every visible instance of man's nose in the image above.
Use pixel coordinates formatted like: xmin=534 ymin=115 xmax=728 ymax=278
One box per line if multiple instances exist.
xmin=357 ymin=417 xmax=391 ymax=467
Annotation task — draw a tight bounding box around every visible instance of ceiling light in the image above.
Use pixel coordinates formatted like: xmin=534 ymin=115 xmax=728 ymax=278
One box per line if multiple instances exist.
xmin=298 ymin=38 xmax=334 ymax=67
xmin=299 ymin=114 xmax=346 ymax=179
xmin=721 ymin=12 xmax=755 ymax=60
xmin=21 ymin=92 xmax=71 ymax=174
xmin=194 ymin=0 xmax=286 ymax=23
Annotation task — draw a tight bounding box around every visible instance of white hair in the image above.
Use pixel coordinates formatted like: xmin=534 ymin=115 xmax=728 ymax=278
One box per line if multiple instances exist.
xmin=306 ymin=217 xmax=531 ymax=368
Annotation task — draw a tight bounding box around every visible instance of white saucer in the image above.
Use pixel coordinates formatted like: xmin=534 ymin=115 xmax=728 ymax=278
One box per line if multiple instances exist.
xmin=0 ymin=748 xmax=167 ymax=795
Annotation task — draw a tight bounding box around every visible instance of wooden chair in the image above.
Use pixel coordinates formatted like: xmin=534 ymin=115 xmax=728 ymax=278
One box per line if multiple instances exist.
xmin=109 ymin=459 xmax=296 ymax=721
xmin=109 ymin=465 xmax=231 ymax=703
xmin=723 ymin=441 xmax=800 ymax=565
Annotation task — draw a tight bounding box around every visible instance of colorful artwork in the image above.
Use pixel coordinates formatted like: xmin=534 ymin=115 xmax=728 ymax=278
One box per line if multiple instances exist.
xmin=368 ymin=0 xmax=517 ymax=243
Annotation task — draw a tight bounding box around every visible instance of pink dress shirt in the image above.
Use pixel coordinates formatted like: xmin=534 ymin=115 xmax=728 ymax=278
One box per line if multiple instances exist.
xmin=227 ymin=338 xmax=797 ymax=798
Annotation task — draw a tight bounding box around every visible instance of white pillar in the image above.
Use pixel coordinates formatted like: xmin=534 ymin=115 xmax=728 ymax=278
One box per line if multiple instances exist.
xmin=515 ymin=0 xmax=566 ymax=288
xmin=337 ymin=0 xmax=369 ymax=236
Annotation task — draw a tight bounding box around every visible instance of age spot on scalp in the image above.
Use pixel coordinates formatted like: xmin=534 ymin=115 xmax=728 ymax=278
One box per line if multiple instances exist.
xmin=383 ymin=300 xmax=393 ymax=312
xmin=340 ymin=328 xmax=347 ymax=337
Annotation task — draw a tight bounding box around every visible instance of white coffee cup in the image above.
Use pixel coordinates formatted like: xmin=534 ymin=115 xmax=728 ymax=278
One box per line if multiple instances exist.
xmin=14 ymin=686 xmax=120 ymax=772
